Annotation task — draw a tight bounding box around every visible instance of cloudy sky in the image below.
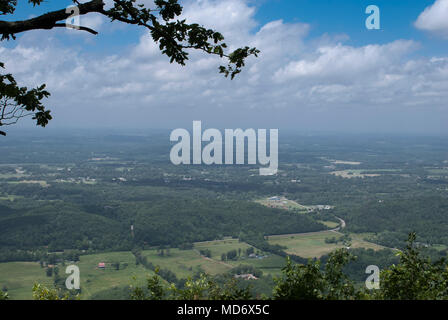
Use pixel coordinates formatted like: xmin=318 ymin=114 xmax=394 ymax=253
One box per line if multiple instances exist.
xmin=2 ymin=0 xmax=448 ymax=134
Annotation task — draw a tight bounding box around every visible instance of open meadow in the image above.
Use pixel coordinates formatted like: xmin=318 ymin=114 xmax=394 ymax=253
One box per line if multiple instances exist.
xmin=0 ymin=251 xmax=152 ymax=300
xmin=267 ymin=231 xmax=385 ymax=258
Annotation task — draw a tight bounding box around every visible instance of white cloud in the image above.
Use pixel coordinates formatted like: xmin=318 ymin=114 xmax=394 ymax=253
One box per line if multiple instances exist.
xmin=415 ymin=0 xmax=448 ymax=38
xmin=274 ymin=40 xmax=418 ymax=83
xmin=80 ymin=14 xmax=104 ymax=31
xmin=182 ymin=0 xmax=258 ymax=44
xmin=1 ymin=0 xmax=448 ymax=133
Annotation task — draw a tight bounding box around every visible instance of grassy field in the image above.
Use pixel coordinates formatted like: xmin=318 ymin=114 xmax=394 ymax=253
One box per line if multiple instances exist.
xmin=0 ymin=240 xmax=285 ymax=300
xmin=0 ymin=262 xmax=53 ymax=300
xmin=0 ymin=235 xmax=386 ymax=300
xmin=195 ymin=239 xmax=285 ymax=276
xmin=0 ymin=251 xmax=153 ymax=300
xmin=142 ymin=247 xmax=231 ymax=279
xmin=228 ymin=255 xmax=286 ymax=277
xmin=76 ymin=251 xmax=151 ymax=300
xmin=330 ymin=160 xmax=361 ymax=165
xmin=8 ymin=180 xmax=50 ymax=187
xmin=349 ymin=234 xmax=388 ymax=251
xmin=255 ymin=197 xmax=309 ymax=212
xmin=141 ymin=239 xmax=286 ymax=279
xmin=267 ymin=231 xmax=345 ymax=258
xmin=195 ymin=239 xmax=253 ymax=261
xmin=267 ymin=231 xmax=386 ymax=258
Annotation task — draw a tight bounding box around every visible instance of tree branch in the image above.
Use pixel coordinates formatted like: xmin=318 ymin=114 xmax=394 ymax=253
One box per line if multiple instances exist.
xmin=0 ymin=0 xmax=104 ymax=39
xmin=53 ymin=23 xmax=98 ymax=35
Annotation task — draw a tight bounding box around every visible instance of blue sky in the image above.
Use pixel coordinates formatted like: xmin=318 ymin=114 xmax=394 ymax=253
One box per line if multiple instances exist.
xmin=255 ymin=0 xmax=447 ymax=54
xmin=8 ymin=0 xmax=447 ymax=54
xmin=2 ymin=0 xmax=448 ymax=134
xmin=8 ymin=0 xmax=448 ymax=54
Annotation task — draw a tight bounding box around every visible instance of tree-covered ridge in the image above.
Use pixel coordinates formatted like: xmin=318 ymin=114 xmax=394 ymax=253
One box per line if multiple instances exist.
xmin=0 ymin=185 xmax=326 ymax=257
xmin=335 ymin=197 xmax=448 ymax=248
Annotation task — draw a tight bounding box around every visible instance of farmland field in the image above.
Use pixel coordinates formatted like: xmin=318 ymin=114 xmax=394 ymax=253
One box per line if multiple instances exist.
xmin=194 ymin=238 xmax=253 ymax=261
xmin=142 ymin=247 xmax=230 ymax=278
xmin=0 ymin=262 xmax=53 ymax=300
xmin=142 ymin=239 xmax=286 ymax=278
xmin=0 ymin=251 xmax=152 ymax=300
xmin=75 ymin=251 xmax=151 ymax=300
xmin=267 ymin=231 xmax=385 ymax=258
xmin=267 ymin=231 xmax=345 ymax=258
xmin=194 ymin=239 xmax=285 ymax=276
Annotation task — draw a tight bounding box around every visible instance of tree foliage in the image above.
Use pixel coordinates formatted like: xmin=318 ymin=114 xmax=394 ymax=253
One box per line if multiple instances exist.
xmin=274 ymin=233 xmax=448 ymax=300
xmin=372 ymin=233 xmax=448 ymax=300
xmin=32 ymin=283 xmax=68 ymax=300
xmin=273 ymin=249 xmax=359 ymax=300
xmin=131 ymin=272 xmax=252 ymax=300
xmin=0 ymin=63 xmax=51 ymax=136
xmin=0 ymin=0 xmax=259 ymax=135
xmin=0 ymin=289 xmax=8 ymax=300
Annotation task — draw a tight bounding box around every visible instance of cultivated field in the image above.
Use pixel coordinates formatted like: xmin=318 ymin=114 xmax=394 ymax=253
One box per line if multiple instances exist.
xmin=142 ymin=247 xmax=231 ymax=278
xmin=0 ymin=262 xmax=53 ymax=300
xmin=0 ymin=237 xmax=385 ymax=299
xmin=194 ymin=239 xmax=285 ymax=276
xmin=267 ymin=231 xmax=345 ymax=258
xmin=75 ymin=251 xmax=151 ymax=299
xmin=0 ymin=251 xmax=152 ymax=300
xmin=267 ymin=231 xmax=385 ymax=258
xmin=195 ymin=238 xmax=253 ymax=261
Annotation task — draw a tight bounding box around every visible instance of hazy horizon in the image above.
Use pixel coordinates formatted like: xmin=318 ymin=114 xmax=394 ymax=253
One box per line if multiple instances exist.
xmin=1 ymin=0 xmax=448 ymax=136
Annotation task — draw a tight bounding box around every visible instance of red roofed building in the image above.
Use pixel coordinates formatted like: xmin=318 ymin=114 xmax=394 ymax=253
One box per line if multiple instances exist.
xmin=98 ymin=262 xmax=106 ymax=269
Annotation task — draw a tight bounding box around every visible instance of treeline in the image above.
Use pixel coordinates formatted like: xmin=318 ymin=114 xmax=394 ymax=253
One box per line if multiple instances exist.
xmin=320 ymin=248 xmax=399 ymax=282
xmin=0 ymin=248 xmax=43 ymax=263
xmin=336 ymin=196 xmax=448 ymax=248
xmin=243 ymin=235 xmax=308 ymax=265
xmin=132 ymin=248 xmax=184 ymax=287
xmin=131 ymin=199 xmax=325 ymax=247
xmin=229 ymin=265 xmax=263 ymax=278
xmin=0 ymin=248 xmax=81 ymax=264
xmin=0 ymin=184 xmax=325 ymax=252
